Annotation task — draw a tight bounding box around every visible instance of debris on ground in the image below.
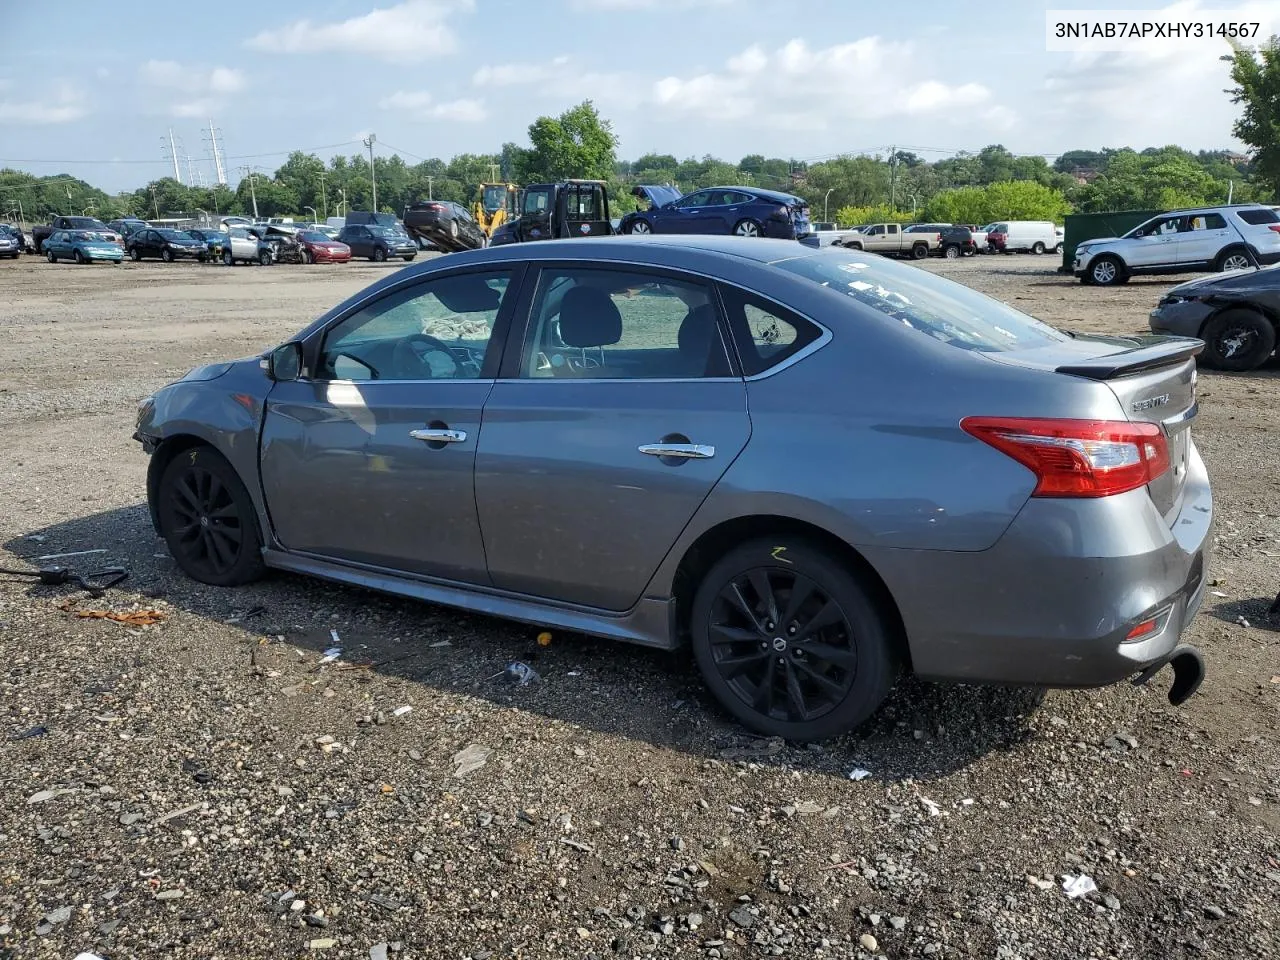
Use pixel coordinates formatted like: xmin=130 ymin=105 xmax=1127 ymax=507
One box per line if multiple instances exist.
xmin=1062 ymin=874 xmax=1098 ymax=899
xmin=452 ymin=743 xmax=492 ymax=778
xmin=10 ymin=725 xmax=48 ymax=740
xmin=392 ymin=705 xmax=413 ymax=717
xmin=67 ymin=606 xmax=165 ymax=626
xmin=848 ymin=767 xmax=873 ymax=781
xmin=717 ymin=736 xmax=786 ymax=761
xmin=499 ymin=661 xmax=539 ymax=685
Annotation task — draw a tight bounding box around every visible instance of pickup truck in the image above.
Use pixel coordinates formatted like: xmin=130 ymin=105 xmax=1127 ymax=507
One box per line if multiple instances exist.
xmin=838 ymin=222 xmax=937 ymax=259
xmin=800 ymin=223 xmax=866 ymax=248
xmin=30 ymin=215 xmax=120 ymax=254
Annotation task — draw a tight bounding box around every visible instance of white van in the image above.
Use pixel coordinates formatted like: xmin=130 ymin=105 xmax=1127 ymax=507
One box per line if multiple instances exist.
xmin=989 ymin=220 xmax=1058 ymax=255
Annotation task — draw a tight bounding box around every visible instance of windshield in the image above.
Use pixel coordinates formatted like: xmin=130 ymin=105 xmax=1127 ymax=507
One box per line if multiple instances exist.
xmin=298 ymin=231 xmax=329 ymax=242
xmin=66 ymin=217 xmax=104 ymax=229
xmin=157 ymin=229 xmax=193 ymax=241
xmin=369 ymin=226 xmax=405 ymax=239
xmin=523 ymin=188 xmax=552 ymax=215
xmin=774 ymin=249 xmax=1072 ymax=353
xmin=481 ymin=185 xmax=508 ymax=214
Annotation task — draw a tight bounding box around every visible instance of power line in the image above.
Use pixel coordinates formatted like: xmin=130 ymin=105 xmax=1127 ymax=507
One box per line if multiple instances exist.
xmin=0 ymin=139 xmax=363 ymax=167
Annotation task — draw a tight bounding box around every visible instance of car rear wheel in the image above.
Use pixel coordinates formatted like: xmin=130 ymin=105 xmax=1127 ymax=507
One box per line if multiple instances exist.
xmin=222 ymin=250 xmax=234 ymax=266
xmin=690 ymin=538 xmax=899 ymax=741
xmin=910 ymin=243 xmax=929 ymax=260
xmin=733 ymin=219 xmax=762 ymax=238
xmin=943 ymin=244 xmax=961 ymax=259
xmin=157 ymin=446 xmax=266 ymax=587
xmin=628 ymin=220 xmax=652 ymax=235
xmin=130 ymin=248 xmax=142 ymax=261
xmin=1215 ymin=247 xmax=1252 ymax=272
xmin=1054 ymin=242 xmax=1064 ymax=255
xmin=374 ymin=247 xmax=387 ymax=262
xmin=1199 ymin=308 xmax=1276 ymax=372
xmin=1088 ymin=255 xmax=1126 ymax=286
xmin=1032 ymin=241 xmax=1046 ymax=254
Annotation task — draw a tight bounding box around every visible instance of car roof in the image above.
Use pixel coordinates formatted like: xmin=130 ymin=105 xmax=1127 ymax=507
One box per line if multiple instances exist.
xmin=1165 ymin=203 xmax=1273 ymax=215
xmin=697 ymin=185 xmax=801 ymax=203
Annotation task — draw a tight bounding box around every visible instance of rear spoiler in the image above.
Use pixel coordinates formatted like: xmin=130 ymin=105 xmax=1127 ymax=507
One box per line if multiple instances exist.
xmin=1055 ymin=337 xmax=1203 ymax=380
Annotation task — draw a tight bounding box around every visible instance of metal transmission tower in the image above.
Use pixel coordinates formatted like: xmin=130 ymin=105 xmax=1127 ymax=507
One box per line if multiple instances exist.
xmin=202 ymin=121 xmax=228 ymax=186
xmin=163 ymin=128 xmax=183 ymax=184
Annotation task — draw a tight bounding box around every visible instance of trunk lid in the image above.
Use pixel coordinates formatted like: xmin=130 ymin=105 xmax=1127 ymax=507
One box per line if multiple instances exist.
xmin=986 ymin=334 xmax=1201 ymax=520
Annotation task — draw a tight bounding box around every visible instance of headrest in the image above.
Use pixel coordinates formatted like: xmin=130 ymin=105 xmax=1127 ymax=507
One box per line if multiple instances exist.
xmin=678 ymin=303 xmax=718 ymax=356
xmin=558 ymin=287 xmax=622 ymax=348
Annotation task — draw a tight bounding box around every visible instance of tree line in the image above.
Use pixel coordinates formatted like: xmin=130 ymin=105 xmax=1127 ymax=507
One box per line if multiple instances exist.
xmin=3 ymin=38 xmax=1277 ymax=228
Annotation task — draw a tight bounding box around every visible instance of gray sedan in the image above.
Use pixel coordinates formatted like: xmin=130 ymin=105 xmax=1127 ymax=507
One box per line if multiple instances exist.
xmin=134 ymin=236 xmax=1213 ymax=740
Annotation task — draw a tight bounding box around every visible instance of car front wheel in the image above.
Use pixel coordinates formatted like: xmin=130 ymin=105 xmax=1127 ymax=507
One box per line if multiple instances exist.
xmin=690 ymin=538 xmax=900 ymax=741
xmin=46 ymin=250 xmax=56 ymax=263
xmin=157 ymin=446 xmax=266 ymax=587
xmin=373 ymin=247 xmax=387 ymax=262
xmin=628 ymin=220 xmax=652 ymax=235
xmin=258 ymin=250 xmax=272 ymax=266
xmin=1088 ymin=255 xmax=1126 ymax=286
xmin=223 ymin=250 xmax=234 ymax=266
xmin=1200 ymin=308 xmax=1277 ymax=371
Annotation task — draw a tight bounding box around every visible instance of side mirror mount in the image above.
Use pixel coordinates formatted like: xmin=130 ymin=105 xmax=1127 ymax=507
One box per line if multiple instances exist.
xmin=268 ymin=342 xmax=303 ymax=382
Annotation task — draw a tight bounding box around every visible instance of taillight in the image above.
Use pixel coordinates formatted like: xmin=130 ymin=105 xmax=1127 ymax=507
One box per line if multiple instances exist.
xmin=960 ymin=417 xmax=1169 ymax=498
xmin=1268 ymin=225 xmax=1280 ymax=234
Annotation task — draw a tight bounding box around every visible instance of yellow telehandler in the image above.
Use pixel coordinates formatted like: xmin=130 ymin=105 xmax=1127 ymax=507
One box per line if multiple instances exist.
xmin=471 ymin=183 xmax=518 ymax=238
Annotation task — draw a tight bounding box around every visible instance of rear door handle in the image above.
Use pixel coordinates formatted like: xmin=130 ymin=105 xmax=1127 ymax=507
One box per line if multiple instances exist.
xmin=409 ymin=428 xmax=467 ymax=443
xmin=639 ymin=443 xmax=714 ymax=459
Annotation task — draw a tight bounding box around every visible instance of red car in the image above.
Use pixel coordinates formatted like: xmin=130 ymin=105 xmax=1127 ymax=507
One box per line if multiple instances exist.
xmin=296 ymin=230 xmax=351 ymax=264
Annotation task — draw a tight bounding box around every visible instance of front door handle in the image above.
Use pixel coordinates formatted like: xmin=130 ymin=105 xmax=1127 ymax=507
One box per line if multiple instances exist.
xmin=410 ymin=428 xmax=467 ymax=443
xmin=639 ymin=443 xmax=714 ymax=459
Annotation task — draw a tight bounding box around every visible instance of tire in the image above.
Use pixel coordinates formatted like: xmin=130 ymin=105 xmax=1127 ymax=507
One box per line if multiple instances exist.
xmin=373 ymin=247 xmax=387 ymax=262
xmin=1215 ymin=247 xmax=1252 ymax=273
xmin=74 ymin=249 xmax=86 ymax=264
xmin=910 ymin=243 xmax=928 ymax=260
xmin=1054 ymin=242 xmax=1064 ymax=255
xmin=627 ymin=220 xmax=652 ymax=235
xmin=733 ymin=219 xmax=762 ymax=238
xmin=198 ymin=254 xmax=207 ymax=263
xmin=157 ymin=446 xmax=266 ymax=587
xmin=1088 ymin=255 xmax=1126 ymax=286
xmin=690 ymin=537 xmax=900 ymax=741
xmin=258 ymin=250 xmax=272 ymax=266
xmin=943 ymin=244 xmax=961 ymax=260
xmin=130 ymin=248 xmax=142 ymax=262
xmin=1199 ymin=308 xmax=1276 ymax=372
xmin=46 ymin=250 xmax=56 ymax=263
xmin=449 ymin=220 xmax=459 ymax=239
xmin=402 ymin=255 xmax=415 ymax=261
xmin=299 ymin=248 xmax=311 ymax=265
xmin=222 ymin=249 xmax=234 ymax=266
xmin=161 ymin=248 xmax=174 ymax=263
xmin=1032 ymin=241 xmax=1046 ymax=255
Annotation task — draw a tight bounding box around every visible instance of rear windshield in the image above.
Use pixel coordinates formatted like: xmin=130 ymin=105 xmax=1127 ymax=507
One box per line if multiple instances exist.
xmin=773 ymin=249 xmax=1071 ymax=353
xmin=1236 ymin=208 xmax=1280 ymax=225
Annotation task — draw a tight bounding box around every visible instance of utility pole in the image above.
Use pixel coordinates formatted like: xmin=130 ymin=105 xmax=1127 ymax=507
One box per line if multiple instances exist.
xmin=426 ymin=176 xmax=433 ymax=200
xmin=363 ymin=133 xmax=377 ymax=211
xmin=65 ymin=186 xmax=72 ymax=214
xmin=489 ymin=162 xmax=498 ymax=182
xmin=240 ymin=166 xmax=259 ymax=219
xmin=888 ymin=144 xmax=897 ymax=211
xmin=318 ymin=171 xmax=328 ymax=219
xmin=165 ymin=128 xmax=183 ymax=184
xmin=203 ymin=119 xmax=227 ymax=186
xmin=338 ymin=187 xmax=348 ymax=217
xmin=150 ymin=185 xmax=159 ymax=219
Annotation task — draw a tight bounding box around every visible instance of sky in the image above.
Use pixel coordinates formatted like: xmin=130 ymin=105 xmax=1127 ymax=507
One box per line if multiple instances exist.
xmin=0 ymin=0 xmax=1270 ymax=193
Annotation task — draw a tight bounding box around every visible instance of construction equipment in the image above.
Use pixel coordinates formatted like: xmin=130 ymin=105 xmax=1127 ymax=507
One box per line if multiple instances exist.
xmin=488 ymin=180 xmax=613 ymax=246
xmin=471 ymin=183 xmax=518 ymax=238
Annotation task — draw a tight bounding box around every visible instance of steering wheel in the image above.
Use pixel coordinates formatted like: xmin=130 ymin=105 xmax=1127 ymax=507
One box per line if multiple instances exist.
xmin=392 ymin=333 xmax=459 ymax=379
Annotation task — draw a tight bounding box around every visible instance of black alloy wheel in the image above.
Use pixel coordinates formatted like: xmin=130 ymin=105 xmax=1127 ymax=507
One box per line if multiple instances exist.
xmin=691 ymin=538 xmax=898 ymax=740
xmin=157 ymin=447 xmax=265 ymax=586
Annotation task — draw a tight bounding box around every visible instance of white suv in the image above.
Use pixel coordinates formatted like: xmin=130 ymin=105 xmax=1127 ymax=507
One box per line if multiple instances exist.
xmin=1073 ymin=204 xmax=1280 ymax=286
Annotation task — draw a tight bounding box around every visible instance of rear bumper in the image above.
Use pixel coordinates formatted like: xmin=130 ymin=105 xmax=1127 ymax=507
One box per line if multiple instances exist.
xmin=869 ymin=438 xmax=1213 ymax=689
xmin=1252 ymin=249 xmax=1280 ymax=266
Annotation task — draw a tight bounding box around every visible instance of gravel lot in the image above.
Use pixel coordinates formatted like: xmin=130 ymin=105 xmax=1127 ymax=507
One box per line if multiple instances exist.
xmin=1 ymin=252 xmax=1277 ymax=960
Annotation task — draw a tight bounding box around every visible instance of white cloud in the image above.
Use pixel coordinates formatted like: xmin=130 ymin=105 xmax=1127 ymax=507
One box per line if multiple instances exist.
xmin=649 ymin=38 xmax=1007 ymax=130
xmin=138 ymin=60 xmax=246 ymax=118
xmin=0 ymin=83 xmax=86 ymax=125
xmin=246 ymin=0 xmax=472 ymax=61
xmin=379 ymin=90 xmax=488 ymax=122
xmin=473 ymin=56 xmax=569 ymax=87
xmin=570 ymin=0 xmax=734 ymax=7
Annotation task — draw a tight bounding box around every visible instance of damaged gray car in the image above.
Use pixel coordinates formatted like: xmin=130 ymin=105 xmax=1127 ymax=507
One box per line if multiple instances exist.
xmin=134 ymin=236 xmax=1213 ymax=740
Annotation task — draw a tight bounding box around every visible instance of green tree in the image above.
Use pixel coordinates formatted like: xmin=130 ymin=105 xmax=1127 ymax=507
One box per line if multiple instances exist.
xmin=520 ymin=100 xmax=618 ymax=182
xmin=833 ymin=204 xmax=912 ymax=227
xmin=1076 ymin=149 xmax=1237 ymax=211
xmin=1225 ymin=36 xmax=1280 ymax=197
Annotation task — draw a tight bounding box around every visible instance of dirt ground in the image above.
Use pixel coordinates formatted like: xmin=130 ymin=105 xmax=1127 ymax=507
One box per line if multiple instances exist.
xmin=0 ymin=252 xmax=1276 ymax=960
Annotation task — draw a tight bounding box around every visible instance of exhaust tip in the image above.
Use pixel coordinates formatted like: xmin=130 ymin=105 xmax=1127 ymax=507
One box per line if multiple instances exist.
xmin=1166 ymin=646 xmax=1205 ymax=707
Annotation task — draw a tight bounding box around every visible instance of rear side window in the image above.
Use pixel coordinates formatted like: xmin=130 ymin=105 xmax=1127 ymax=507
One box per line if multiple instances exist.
xmin=1186 ymin=214 xmax=1227 ymax=231
xmin=718 ymin=285 xmax=821 ymax=376
xmin=774 ymin=249 xmax=1072 ymax=354
xmin=1237 ymin=208 xmax=1280 ymax=225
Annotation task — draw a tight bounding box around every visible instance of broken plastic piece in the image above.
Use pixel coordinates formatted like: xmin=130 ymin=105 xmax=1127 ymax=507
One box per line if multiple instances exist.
xmin=320 ymin=646 xmax=342 ymax=664
xmin=502 ymin=661 xmax=540 ymax=685
xmin=392 ymin=705 xmax=412 ymax=717
xmin=10 ymin=725 xmax=49 ymax=741
xmin=1062 ymin=874 xmax=1097 ymax=898
xmin=848 ymin=767 xmax=872 ymax=781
